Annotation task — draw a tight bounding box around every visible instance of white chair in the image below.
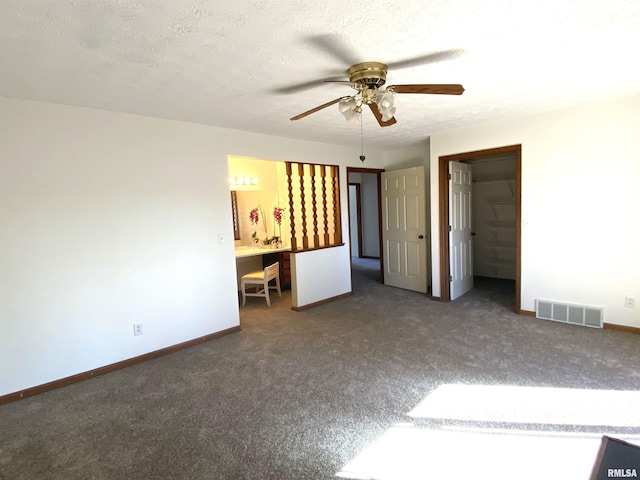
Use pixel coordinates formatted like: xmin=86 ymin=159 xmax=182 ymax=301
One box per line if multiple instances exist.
xmin=241 ymin=262 xmax=282 ymax=306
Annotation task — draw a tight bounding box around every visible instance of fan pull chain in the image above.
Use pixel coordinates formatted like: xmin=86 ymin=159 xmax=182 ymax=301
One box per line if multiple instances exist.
xmin=359 ymin=112 xmax=365 ymax=162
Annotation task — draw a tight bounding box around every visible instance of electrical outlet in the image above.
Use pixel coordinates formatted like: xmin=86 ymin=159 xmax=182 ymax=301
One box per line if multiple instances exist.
xmin=133 ymin=323 xmax=143 ymax=336
xmin=624 ymin=296 xmax=637 ymax=309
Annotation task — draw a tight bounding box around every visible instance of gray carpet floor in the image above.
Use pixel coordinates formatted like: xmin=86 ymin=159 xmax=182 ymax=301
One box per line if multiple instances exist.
xmin=1 ymin=258 xmax=639 ymax=479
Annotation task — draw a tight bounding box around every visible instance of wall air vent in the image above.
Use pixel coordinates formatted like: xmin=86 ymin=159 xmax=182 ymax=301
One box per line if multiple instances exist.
xmin=536 ymin=300 xmax=603 ymax=328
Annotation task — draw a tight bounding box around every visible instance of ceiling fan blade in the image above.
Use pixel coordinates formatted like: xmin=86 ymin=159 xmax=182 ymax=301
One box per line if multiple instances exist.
xmin=290 ymin=97 xmax=348 ymax=121
xmin=386 ymin=49 xmax=463 ymax=70
xmin=388 ymin=84 xmax=465 ymax=95
xmin=305 ymin=34 xmax=359 ymax=66
xmin=368 ymin=103 xmax=397 ymax=127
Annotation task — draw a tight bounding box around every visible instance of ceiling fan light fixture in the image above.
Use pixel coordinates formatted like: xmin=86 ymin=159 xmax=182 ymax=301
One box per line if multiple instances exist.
xmin=288 ymin=53 xmax=463 ymax=127
xmin=375 ymin=91 xmax=395 ymax=110
xmin=343 ymin=108 xmax=360 ymax=122
xmin=339 ymin=97 xmax=356 ymax=112
xmin=380 ymin=106 xmax=396 ymax=122
xmin=338 ymin=97 xmax=360 ymax=122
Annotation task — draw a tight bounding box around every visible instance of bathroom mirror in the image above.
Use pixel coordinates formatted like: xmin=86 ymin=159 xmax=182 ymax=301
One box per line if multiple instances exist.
xmin=234 ymin=190 xmax=284 ymax=245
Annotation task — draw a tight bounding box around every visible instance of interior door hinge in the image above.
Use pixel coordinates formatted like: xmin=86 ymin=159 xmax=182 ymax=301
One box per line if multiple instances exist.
xmin=449 ymin=275 xmax=453 ymax=282
xmin=448 ymin=173 xmax=452 ymax=180
xmin=448 ymin=225 xmax=452 ymax=232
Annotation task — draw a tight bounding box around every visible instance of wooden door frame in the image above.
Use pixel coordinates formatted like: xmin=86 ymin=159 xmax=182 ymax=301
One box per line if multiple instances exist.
xmin=438 ymin=145 xmax=522 ymax=313
xmin=347 ymin=167 xmax=385 ymax=283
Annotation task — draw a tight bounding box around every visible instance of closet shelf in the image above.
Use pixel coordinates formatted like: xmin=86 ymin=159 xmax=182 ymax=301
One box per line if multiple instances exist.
xmin=491 ymin=260 xmax=516 ymax=267
xmin=473 ymin=177 xmax=515 ymax=185
xmin=488 ymin=259 xmax=516 ymax=267
xmin=473 ymin=161 xmax=517 ymax=281
xmin=487 ymin=241 xmax=516 ymax=248
xmin=488 ymin=223 xmax=516 ymax=230
xmin=487 ymin=220 xmax=516 ymax=227
xmin=486 ymin=196 xmax=516 ymax=206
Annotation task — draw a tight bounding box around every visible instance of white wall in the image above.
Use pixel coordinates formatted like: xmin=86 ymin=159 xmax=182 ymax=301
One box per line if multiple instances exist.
xmin=290 ymin=247 xmax=352 ymax=308
xmin=429 ymin=94 xmax=640 ymax=328
xmin=0 ymin=97 xmax=384 ymax=396
xmin=383 ymin=139 xmax=430 ymax=171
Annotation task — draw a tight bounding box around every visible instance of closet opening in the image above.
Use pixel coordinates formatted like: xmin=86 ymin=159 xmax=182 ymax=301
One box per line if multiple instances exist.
xmin=438 ymin=145 xmax=522 ymax=313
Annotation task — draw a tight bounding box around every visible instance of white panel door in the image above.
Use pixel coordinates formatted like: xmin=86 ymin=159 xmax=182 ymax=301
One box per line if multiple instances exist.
xmin=449 ymin=161 xmax=473 ymax=300
xmin=381 ymin=166 xmax=427 ymax=293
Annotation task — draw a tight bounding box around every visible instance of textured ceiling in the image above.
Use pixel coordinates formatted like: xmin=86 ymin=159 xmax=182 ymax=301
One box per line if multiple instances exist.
xmin=2 ymin=0 xmax=640 ymax=150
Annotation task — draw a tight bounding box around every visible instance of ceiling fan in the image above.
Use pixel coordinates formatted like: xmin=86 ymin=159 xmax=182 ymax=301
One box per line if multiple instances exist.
xmin=289 ymin=58 xmax=465 ymax=127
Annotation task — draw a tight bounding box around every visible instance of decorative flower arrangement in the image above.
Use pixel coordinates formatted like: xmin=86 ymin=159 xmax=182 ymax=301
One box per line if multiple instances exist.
xmin=273 ymin=206 xmax=285 ymax=240
xmin=250 ymin=204 xmax=285 ymax=247
xmin=249 ymin=207 xmax=260 ymax=226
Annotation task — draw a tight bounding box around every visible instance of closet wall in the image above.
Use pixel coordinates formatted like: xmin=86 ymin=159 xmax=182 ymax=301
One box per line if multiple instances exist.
xmin=466 ymin=154 xmax=517 ymax=279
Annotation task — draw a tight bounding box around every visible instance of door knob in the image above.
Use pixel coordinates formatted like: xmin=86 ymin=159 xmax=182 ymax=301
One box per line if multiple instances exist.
xmin=418 ymin=235 xmax=424 ymax=239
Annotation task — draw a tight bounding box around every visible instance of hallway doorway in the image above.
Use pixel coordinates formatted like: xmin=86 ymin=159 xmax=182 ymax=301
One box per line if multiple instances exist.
xmin=347 ymin=167 xmax=384 ymax=284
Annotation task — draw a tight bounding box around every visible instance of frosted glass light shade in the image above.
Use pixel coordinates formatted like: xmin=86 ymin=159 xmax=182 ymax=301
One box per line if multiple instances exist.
xmin=338 ymin=97 xmax=360 ymax=122
xmin=375 ymin=92 xmax=395 ymax=110
xmin=339 ymin=97 xmax=355 ymax=113
xmin=380 ymin=106 xmax=396 ymax=122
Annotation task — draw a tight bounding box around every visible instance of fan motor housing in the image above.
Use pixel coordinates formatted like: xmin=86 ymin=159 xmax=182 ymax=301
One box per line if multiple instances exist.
xmin=348 ymin=62 xmax=388 ymax=88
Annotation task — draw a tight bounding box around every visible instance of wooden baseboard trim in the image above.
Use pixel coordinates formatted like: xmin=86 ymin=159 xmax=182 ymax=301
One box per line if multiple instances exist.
xmin=430 ymin=295 xmax=442 ymax=301
xmin=603 ymin=323 xmax=640 ymax=335
xmin=0 ymin=326 xmax=241 ymax=406
xmin=516 ymin=315 xmax=639 ymax=334
xmin=292 ymin=292 xmax=353 ymax=311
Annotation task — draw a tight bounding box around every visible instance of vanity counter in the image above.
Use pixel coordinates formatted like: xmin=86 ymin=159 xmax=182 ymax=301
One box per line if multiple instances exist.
xmin=234 ymin=246 xmax=292 ymax=291
xmin=234 ymin=245 xmax=291 ymax=258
